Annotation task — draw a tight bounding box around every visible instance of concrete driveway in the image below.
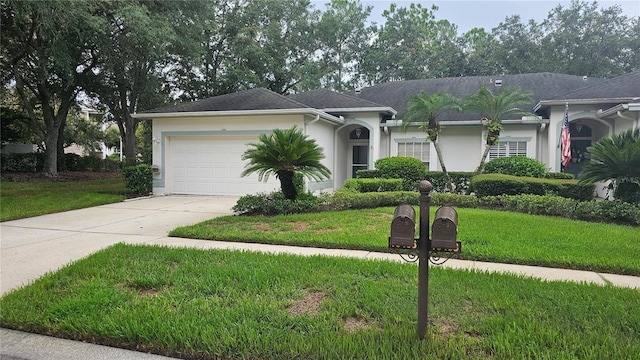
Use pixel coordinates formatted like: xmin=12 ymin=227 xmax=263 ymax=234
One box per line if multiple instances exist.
xmin=0 ymin=196 xmax=237 ymax=296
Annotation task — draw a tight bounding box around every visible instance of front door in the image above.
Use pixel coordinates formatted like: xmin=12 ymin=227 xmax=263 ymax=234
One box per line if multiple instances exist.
xmin=351 ymin=144 xmax=368 ymax=177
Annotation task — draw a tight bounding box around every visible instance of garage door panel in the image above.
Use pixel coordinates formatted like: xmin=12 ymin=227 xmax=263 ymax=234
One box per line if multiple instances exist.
xmin=169 ymin=136 xmax=279 ymax=196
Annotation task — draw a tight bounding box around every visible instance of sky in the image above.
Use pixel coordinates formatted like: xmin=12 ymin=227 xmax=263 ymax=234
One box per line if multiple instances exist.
xmin=315 ymin=0 xmax=640 ymax=34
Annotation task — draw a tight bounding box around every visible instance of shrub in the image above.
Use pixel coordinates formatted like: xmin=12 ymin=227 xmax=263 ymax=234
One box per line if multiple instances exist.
xmin=545 ymin=172 xmax=575 ymax=180
xmin=471 ymin=174 xmax=594 ymax=200
xmin=431 ymin=193 xmax=480 ymax=208
xmin=122 ymin=164 xmax=153 ymax=195
xmin=483 ymin=156 xmax=547 ymax=178
xmin=0 ymin=152 xmax=44 ymax=172
xmin=232 ymin=191 xmax=321 ymax=215
xmin=475 ymin=194 xmax=639 ymax=226
xmin=374 ymin=156 xmax=427 ymax=191
xmin=343 ymin=178 xmax=404 ymax=192
xmin=331 ymin=189 xmax=419 ymax=210
xmin=355 ymin=169 xmax=380 ymax=178
xmin=425 ymin=171 xmax=473 ymax=194
xmin=615 ymin=182 xmax=640 ymax=204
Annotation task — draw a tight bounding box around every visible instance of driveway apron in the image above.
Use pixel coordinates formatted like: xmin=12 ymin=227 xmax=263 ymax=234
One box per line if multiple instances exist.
xmin=0 ymin=196 xmax=237 ymax=296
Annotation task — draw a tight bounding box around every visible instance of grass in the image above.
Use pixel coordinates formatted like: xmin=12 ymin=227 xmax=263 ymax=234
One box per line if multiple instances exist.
xmin=170 ymin=207 xmax=640 ymax=276
xmin=1 ymin=244 xmax=638 ymax=359
xmin=0 ymin=178 xmax=126 ymax=221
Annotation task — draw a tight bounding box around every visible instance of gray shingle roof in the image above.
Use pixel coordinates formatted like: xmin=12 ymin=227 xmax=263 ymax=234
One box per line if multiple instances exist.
xmin=554 ymin=71 xmax=640 ymax=100
xmin=348 ymin=73 xmax=609 ymax=120
xmin=288 ymin=88 xmax=390 ymax=110
xmin=141 ymin=88 xmax=309 ymax=113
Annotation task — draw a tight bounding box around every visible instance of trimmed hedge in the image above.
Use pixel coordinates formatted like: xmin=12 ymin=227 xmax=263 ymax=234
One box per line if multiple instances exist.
xmin=232 ymin=191 xmax=322 ymax=215
xmin=343 ymin=178 xmax=404 ymax=192
xmin=331 ymin=189 xmax=419 ymax=210
xmin=483 ymin=156 xmax=547 ymax=178
xmin=425 ymin=171 xmax=473 ymax=194
xmin=122 ymin=164 xmax=153 ymax=195
xmin=374 ymin=157 xmax=427 ymax=191
xmin=355 ymin=169 xmax=381 ymax=178
xmin=328 ymin=190 xmax=639 ymax=226
xmin=471 ymin=173 xmax=594 ymax=201
xmin=545 ymin=172 xmax=575 ymax=180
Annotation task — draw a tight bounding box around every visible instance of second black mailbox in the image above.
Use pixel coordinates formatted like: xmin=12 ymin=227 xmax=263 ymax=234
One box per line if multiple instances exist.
xmin=431 ymin=206 xmax=458 ymax=250
xmin=389 ymin=204 xmax=416 ymax=249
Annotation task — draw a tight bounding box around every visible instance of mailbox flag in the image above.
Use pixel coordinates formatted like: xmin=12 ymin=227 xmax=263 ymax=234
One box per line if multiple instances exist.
xmin=560 ymin=104 xmax=571 ymax=167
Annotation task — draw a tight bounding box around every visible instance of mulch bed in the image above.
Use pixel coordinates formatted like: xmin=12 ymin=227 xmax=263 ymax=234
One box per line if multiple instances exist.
xmin=1 ymin=171 xmax=122 ymax=183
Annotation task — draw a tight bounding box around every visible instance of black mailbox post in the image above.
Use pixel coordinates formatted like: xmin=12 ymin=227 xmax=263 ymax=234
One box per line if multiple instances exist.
xmin=388 ymin=181 xmax=461 ymax=340
xmin=431 ymin=206 xmax=458 ymax=250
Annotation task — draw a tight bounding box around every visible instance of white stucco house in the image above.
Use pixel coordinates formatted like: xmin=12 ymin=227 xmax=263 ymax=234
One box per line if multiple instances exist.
xmin=133 ymin=72 xmax=640 ymax=197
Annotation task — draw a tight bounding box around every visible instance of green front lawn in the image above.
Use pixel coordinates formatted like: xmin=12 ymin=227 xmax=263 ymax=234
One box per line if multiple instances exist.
xmin=1 ymin=244 xmax=638 ymax=360
xmin=170 ymin=207 xmax=640 ymax=275
xmin=0 ymin=178 xmax=126 ymax=221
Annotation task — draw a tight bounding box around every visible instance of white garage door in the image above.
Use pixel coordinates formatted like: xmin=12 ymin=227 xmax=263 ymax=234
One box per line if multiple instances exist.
xmin=169 ymin=136 xmax=279 ymax=196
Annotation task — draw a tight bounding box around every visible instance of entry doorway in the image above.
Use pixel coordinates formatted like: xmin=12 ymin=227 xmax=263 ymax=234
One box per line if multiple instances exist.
xmin=349 ymin=126 xmax=370 ymax=178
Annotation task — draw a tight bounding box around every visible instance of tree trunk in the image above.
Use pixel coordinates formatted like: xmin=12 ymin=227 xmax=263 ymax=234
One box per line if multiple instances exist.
xmin=433 ymin=140 xmax=453 ymax=193
xmin=475 ymin=144 xmax=492 ymax=175
xmin=278 ymin=170 xmax=297 ymax=200
xmin=42 ymin=131 xmax=58 ymax=177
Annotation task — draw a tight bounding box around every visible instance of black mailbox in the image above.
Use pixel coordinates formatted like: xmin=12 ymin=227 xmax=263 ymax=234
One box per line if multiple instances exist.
xmin=389 ymin=204 xmax=416 ymax=249
xmin=431 ymin=206 xmax=458 ymax=250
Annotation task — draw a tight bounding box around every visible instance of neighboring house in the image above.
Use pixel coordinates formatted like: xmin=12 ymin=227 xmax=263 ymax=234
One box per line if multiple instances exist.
xmin=133 ymin=72 xmax=640 ymax=197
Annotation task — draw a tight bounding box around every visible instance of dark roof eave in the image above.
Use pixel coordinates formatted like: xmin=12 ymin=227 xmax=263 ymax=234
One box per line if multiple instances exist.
xmin=132 ymin=108 xmax=344 ymax=125
xmin=534 ymin=97 xmax=640 ymax=111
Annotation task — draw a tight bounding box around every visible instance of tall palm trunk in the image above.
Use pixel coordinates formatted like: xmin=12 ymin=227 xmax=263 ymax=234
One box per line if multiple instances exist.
xmin=475 ymin=144 xmax=493 ymax=175
xmin=433 ymin=140 xmax=453 ymax=192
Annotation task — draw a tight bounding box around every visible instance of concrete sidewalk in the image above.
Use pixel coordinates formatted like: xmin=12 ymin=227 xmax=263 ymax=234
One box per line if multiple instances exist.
xmin=1 ymin=195 xmax=639 ymax=360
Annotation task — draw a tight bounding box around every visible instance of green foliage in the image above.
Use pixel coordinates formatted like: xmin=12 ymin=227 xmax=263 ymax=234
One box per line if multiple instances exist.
xmin=579 ymin=128 xmax=640 ymax=204
xmin=472 ymin=173 xmax=594 ymax=200
xmin=462 ymin=86 xmax=534 ymax=173
xmin=484 ymin=156 xmax=547 ymax=178
xmin=330 ymin=188 xmax=418 ymax=210
xmin=546 ymin=172 xmax=575 ymax=179
xmin=480 ymin=194 xmax=640 ymax=226
xmin=343 ymin=178 xmax=404 ymax=192
xmin=431 ymin=193 xmax=480 ymax=208
xmin=355 ymin=169 xmax=381 ymax=178
xmin=425 ymin=171 xmax=473 ymax=194
xmin=232 ymin=191 xmax=322 ymax=215
xmin=374 ymin=156 xmax=427 ymax=191
xmin=122 ymin=164 xmax=152 ymax=195
xmin=242 ymin=126 xmax=331 ymax=200
xmin=0 ymin=152 xmax=44 ymax=172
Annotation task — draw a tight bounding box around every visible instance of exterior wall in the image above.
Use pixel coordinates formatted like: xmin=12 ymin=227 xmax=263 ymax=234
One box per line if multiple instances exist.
xmin=152 ymin=114 xmax=337 ymax=195
xmin=388 ymin=126 xmax=483 ymax=172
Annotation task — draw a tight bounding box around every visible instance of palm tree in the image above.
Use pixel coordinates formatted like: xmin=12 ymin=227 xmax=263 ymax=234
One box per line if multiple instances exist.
xmin=579 ymin=128 xmax=640 ymax=204
xmin=463 ymin=86 xmax=533 ymax=174
xmin=241 ymin=126 xmax=331 ymax=200
xmin=402 ymin=91 xmax=460 ymax=192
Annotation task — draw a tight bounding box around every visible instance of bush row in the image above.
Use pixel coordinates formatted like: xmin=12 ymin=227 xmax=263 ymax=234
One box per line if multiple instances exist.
xmin=1 ymin=152 xmax=121 ymax=172
xmin=471 ymin=174 xmax=594 ymax=201
xmin=425 ymin=171 xmax=473 ymax=194
xmin=343 ymin=178 xmax=404 ymax=192
xmin=232 ymin=188 xmax=639 ymax=225
xmin=232 ymin=192 xmax=323 ymax=215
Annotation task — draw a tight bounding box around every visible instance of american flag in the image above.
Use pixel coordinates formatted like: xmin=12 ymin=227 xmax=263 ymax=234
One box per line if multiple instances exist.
xmin=560 ymin=104 xmax=571 ymax=167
